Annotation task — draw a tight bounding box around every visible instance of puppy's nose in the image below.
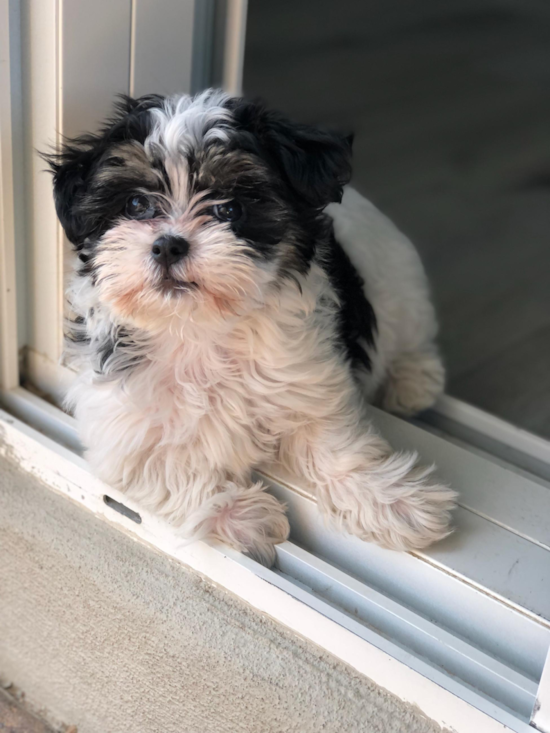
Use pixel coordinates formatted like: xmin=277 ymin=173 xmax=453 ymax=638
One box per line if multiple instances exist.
xmin=151 ymin=235 xmax=189 ymax=268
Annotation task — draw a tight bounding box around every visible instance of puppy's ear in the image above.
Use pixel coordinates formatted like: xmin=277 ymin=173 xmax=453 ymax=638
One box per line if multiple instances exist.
xmin=42 ymin=94 xmax=165 ymax=246
xmin=229 ymin=100 xmax=353 ymax=208
xmin=43 ymin=142 xmax=97 ymax=246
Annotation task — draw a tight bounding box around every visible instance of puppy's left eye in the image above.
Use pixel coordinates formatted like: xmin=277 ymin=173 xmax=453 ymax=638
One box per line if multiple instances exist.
xmin=213 ymin=201 xmax=243 ymax=222
xmin=125 ymin=194 xmax=156 ymax=220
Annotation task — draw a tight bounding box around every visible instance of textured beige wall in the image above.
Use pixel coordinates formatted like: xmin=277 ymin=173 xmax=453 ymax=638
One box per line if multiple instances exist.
xmin=0 ymin=453 xmax=444 ymax=733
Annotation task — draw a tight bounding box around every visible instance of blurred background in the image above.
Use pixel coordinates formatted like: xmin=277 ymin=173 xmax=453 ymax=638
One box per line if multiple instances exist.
xmin=244 ymin=0 xmax=550 ymax=439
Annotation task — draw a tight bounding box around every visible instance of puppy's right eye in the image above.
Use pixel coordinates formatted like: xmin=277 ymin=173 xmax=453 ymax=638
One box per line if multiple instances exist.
xmin=105 ymin=156 xmax=125 ymax=167
xmin=125 ymin=194 xmax=156 ymax=220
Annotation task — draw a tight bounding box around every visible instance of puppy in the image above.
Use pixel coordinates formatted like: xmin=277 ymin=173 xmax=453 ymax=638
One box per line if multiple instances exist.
xmin=46 ymin=90 xmax=455 ymax=565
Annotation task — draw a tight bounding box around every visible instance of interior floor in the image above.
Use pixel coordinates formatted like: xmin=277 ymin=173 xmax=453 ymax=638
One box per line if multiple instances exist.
xmin=244 ymin=0 xmax=550 ymax=439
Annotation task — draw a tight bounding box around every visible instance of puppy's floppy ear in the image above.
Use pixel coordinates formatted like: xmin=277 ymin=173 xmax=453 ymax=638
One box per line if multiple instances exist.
xmin=42 ymin=94 xmax=165 ymax=246
xmin=229 ymin=99 xmax=353 ymax=208
xmin=43 ymin=143 xmax=97 ymax=246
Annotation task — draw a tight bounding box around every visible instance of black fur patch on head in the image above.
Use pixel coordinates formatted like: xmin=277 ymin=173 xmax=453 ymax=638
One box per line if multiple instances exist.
xmin=190 ymin=146 xmax=293 ymax=260
xmin=322 ymin=233 xmax=377 ymax=371
xmin=44 ymin=91 xmax=357 ymax=291
xmin=226 ymin=98 xmax=353 ymax=210
xmin=222 ymin=97 xmax=353 ymax=273
xmin=222 ymin=101 xmax=373 ymax=362
xmin=42 ymin=94 xmax=165 ymax=248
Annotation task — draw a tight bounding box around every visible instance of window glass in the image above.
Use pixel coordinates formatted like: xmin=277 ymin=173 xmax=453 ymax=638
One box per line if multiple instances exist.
xmin=244 ymin=0 xmax=550 ymax=439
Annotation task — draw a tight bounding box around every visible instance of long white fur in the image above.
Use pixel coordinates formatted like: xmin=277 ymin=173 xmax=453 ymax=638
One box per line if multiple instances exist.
xmin=66 ymin=91 xmax=455 ymax=565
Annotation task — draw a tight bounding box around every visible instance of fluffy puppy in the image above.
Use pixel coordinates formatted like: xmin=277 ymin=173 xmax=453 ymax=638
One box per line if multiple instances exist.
xmin=46 ymin=90 xmax=455 ymax=565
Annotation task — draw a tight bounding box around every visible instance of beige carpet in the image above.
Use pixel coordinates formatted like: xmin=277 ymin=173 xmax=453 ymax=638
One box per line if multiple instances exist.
xmin=0 ymin=454 xmax=445 ymax=733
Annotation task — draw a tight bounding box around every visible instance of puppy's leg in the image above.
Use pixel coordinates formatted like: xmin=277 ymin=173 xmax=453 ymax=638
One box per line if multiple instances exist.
xmin=178 ymin=479 xmax=289 ymax=566
xmin=381 ymin=346 xmax=445 ymax=416
xmin=87 ymin=435 xmax=289 ymax=565
xmin=280 ymin=405 xmax=456 ymax=552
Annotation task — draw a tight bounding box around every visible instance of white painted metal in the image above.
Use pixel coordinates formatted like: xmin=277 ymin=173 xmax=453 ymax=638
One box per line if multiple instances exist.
xmin=222 ymin=0 xmax=248 ymax=95
xmin=1 ymin=384 xmax=549 ymax=679
xmin=262 ymin=410 xmax=550 ymax=625
xmin=0 ymin=0 xmax=19 ymax=391
xmin=263 ymin=467 xmax=550 ymax=678
xmin=1 ymin=386 xmax=549 ymax=721
xmin=18 ymin=0 xmax=63 ymax=382
xmin=423 ymin=395 xmax=550 ymax=483
xmin=14 ymin=0 xmax=222 ymax=403
xmin=423 ymin=509 xmax=550 ymax=621
xmin=7 ymin=0 xmax=29 ymax=352
xmin=0 ymin=407 xmax=537 ymax=733
xmin=17 ymin=0 xmax=134 ymax=401
xmin=533 ymin=648 xmax=550 ymax=732
xmin=60 ymin=0 xmax=132 ymax=138
xmin=24 ymin=348 xmax=77 ymax=407
xmin=0 ymin=386 xmax=81 ymax=454
xmin=130 ymin=0 xmax=196 ymax=97
xmin=372 ymin=406 xmax=550 ymax=551
xmin=224 ymin=551 xmax=537 ymax=733
xmin=275 ymin=543 xmax=537 ymax=720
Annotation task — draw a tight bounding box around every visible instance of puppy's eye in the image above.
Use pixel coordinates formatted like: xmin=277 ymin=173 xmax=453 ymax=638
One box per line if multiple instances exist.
xmin=105 ymin=156 xmax=125 ymax=167
xmin=125 ymin=194 xmax=156 ymax=220
xmin=213 ymin=201 xmax=243 ymax=222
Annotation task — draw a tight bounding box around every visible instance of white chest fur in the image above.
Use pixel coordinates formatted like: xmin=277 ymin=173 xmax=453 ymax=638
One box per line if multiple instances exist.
xmin=69 ymin=263 xmax=357 ymax=490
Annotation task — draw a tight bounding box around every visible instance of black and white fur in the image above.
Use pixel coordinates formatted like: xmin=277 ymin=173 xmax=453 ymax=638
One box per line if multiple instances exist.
xmin=46 ymin=90 xmax=455 ymax=565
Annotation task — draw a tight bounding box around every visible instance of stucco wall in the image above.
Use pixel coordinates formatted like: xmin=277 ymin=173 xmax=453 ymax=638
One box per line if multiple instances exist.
xmin=0 ymin=453 xmax=444 ymax=733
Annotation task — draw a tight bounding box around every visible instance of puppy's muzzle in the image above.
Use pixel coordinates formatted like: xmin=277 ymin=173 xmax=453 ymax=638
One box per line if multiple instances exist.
xmin=152 ymin=234 xmax=189 ymax=269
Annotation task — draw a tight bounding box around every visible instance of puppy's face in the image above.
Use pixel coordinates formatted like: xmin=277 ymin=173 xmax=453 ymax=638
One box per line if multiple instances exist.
xmin=47 ymin=90 xmax=351 ymax=331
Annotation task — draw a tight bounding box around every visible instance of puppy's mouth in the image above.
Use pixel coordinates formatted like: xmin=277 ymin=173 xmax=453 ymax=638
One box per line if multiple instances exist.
xmin=157 ymin=273 xmax=198 ymax=294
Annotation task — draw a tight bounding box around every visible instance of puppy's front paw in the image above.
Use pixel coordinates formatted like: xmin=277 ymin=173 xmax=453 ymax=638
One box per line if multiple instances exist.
xmin=371 ymin=465 xmax=457 ymax=551
xmin=320 ymin=453 xmax=457 ymax=552
xmin=224 ymin=485 xmax=290 ymax=567
xmin=181 ymin=481 xmax=290 ymax=567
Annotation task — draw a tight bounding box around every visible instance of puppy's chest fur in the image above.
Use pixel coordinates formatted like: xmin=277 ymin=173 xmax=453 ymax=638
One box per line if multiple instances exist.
xmin=72 ymin=264 xmax=359 ymax=475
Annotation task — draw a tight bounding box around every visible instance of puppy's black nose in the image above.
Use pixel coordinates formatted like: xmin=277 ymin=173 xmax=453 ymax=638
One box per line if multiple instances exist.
xmin=151 ymin=235 xmax=189 ymax=268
